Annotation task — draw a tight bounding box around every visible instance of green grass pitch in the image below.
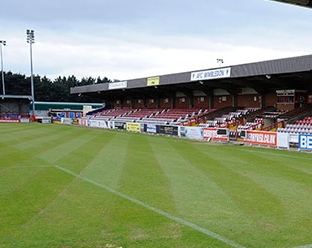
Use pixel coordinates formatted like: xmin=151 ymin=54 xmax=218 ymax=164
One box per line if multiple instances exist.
xmin=1 ymin=123 xmax=312 ymax=248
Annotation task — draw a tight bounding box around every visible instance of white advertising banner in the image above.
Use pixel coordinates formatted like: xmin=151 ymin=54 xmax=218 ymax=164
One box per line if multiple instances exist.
xmin=41 ymin=117 xmax=52 ymax=124
xmin=277 ymin=132 xmax=289 ymax=149
xmin=191 ymin=67 xmax=231 ymax=81
xmin=203 ymin=128 xmax=229 ymax=141
xmin=184 ymin=127 xmax=204 ymax=140
xmin=108 ymin=81 xmax=127 ymax=90
xmin=88 ymin=119 xmax=110 ymax=128
xmin=61 ymin=118 xmax=73 ymax=125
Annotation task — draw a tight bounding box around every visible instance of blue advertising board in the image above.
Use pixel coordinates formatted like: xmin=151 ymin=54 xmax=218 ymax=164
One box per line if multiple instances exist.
xmin=298 ymin=134 xmax=312 ymax=150
xmin=144 ymin=124 xmax=159 ymax=134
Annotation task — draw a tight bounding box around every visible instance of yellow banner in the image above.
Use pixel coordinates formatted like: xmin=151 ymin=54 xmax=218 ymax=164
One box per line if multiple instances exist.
xmin=126 ymin=122 xmax=141 ymax=132
xmin=147 ymin=76 xmax=160 ymax=86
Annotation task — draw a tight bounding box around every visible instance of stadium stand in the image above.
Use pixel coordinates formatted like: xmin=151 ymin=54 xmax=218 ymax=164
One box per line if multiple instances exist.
xmin=147 ymin=108 xmax=197 ymax=125
xmin=199 ymin=107 xmax=261 ymax=128
xmin=88 ymin=106 xmax=292 ymax=132
xmin=91 ymin=108 xmax=209 ymax=125
xmin=85 ymin=104 xmax=312 ymax=137
xmin=277 ymin=116 xmax=312 ymax=134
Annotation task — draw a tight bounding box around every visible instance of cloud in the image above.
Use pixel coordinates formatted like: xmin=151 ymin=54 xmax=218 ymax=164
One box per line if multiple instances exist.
xmin=1 ymin=0 xmax=312 ymax=81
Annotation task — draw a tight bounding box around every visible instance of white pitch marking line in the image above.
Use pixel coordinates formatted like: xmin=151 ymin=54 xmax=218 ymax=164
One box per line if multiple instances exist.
xmin=54 ymin=165 xmax=246 ymax=248
xmin=292 ymin=245 xmax=312 ymax=248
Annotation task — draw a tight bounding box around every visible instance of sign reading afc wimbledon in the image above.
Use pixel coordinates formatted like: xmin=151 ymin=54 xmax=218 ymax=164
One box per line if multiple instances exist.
xmin=298 ymin=134 xmax=312 ymax=150
xmin=190 ymin=67 xmax=231 ymax=81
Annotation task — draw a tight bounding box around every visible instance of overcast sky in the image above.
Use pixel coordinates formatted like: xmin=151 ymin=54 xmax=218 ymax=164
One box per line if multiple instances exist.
xmin=0 ymin=0 xmax=312 ymax=81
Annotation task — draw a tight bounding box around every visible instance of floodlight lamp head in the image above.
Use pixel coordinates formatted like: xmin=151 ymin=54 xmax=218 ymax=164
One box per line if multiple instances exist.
xmin=27 ymin=29 xmax=34 ymax=35
xmin=0 ymin=40 xmax=6 ymax=46
xmin=26 ymin=29 xmax=35 ymax=44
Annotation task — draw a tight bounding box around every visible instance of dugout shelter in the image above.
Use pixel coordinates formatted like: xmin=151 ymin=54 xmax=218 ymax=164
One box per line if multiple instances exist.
xmin=0 ymin=94 xmax=32 ymax=120
xmin=31 ymin=101 xmax=104 ymax=118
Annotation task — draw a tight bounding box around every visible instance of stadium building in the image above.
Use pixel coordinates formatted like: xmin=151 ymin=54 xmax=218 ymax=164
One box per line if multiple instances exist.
xmin=70 ymin=55 xmax=312 ymax=111
xmin=70 ymin=54 xmax=312 ymax=122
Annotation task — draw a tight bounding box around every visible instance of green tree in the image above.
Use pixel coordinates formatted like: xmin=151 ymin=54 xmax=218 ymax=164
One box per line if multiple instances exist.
xmin=0 ymin=71 xmax=110 ymax=103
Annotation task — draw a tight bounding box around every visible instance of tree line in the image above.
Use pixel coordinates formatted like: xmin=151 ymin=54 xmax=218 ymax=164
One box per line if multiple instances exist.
xmin=0 ymin=71 xmax=111 ymax=103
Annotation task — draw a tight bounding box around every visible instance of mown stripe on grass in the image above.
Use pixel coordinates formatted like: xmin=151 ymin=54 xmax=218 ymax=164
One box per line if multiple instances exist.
xmin=54 ymin=164 xmax=246 ymax=248
xmin=0 ymin=124 xmax=51 ymax=145
xmin=0 ymin=166 xmax=46 ymax=198
xmin=76 ymin=130 xmax=130 ymax=189
xmin=11 ymin=126 xmax=81 ymax=151
xmin=37 ymin=130 xmax=107 ymax=165
xmin=215 ymin=146 xmax=312 ymax=218
xmin=117 ymin=134 xmax=175 ymax=212
xmin=156 ymin=138 xmax=284 ymax=216
xmin=0 ymin=124 xmax=84 ymax=170
xmin=49 ymin=130 xmax=118 ymax=175
xmin=184 ymin=143 xmax=285 ymax=214
xmin=0 ymin=166 xmax=74 ymax=235
xmin=187 ymin=143 xmax=312 ymax=246
xmin=155 ymin=140 xmax=293 ymax=247
xmin=146 ymin=136 xmax=245 ymax=223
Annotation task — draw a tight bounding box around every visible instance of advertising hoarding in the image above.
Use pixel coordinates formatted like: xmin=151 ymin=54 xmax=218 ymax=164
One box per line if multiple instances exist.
xmin=159 ymin=125 xmax=179 ymax=136
xmin=242 ymin=130 xmax=277 ymax=147
xmin=298 ymin=134 xmax=312 ymax=150
xmin=126 ymin=122 xmax=141 ymax=132
xmin=203 ymin=128 xmax=229 ymax=141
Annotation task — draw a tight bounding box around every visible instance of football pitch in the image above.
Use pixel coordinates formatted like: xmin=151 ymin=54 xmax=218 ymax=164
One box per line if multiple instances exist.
xmin=1 ymin=123 xmax=312 ymax=248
